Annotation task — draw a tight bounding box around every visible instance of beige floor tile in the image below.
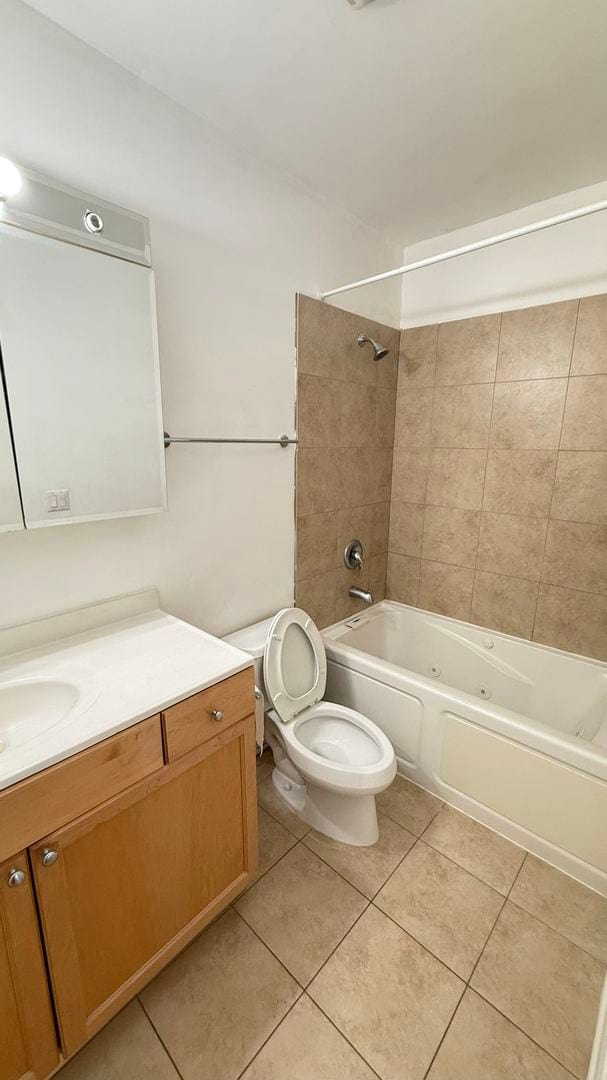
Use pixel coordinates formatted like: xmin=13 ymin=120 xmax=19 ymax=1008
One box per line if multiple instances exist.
xmin=510 ymin=855 xmax=607 ymax=963
xmin=140 ymin=908 xmax=299 ymax=1080
xmin=257 ymin=775 xmax=311 ymax=838
xmin=427 ymin=989 xmax=574 ymax=1080
xmin=57 ymin=1001 xmax=178 ymax=1080
xmin=423 ymin=805 xmax=525 ymax=894
xmin=235 ymin=844 xmax=367 ymax=985
xmin=471 ymin=902 xmax=605 ymax=1078
xmin=376 ymin=773 xmax=443 ymax=835
xmin=309 ymin=905 xmax=463 ymax=1080
xmin=375 ymin=841 xmax=503 ymax=978
xmin=303 ymin=812 xmax=416 ymax=899
xmin=256 ymin=748 xmax=274 ymax=784
xmin=250 ymin=806 xmax=297 ymax=885
xmin=241 ymin=994 xmax=377 ymax=1080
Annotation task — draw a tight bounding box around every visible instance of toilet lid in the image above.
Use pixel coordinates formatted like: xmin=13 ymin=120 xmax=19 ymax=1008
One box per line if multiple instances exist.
xmin=263 ymin=608 xmax=327 ymax=724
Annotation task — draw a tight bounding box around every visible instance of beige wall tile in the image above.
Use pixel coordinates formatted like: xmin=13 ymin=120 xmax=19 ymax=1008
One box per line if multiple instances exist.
xmin=298 ymin=374 xmax=340 ymax=447
xmin=389 ymin=500 xmax=425 ymax=557
xmin=375 ymin=387 xmax=397 ymax=446
xmin=490 ymin=379 xmax=567 ymax=450
xmin=424 ymin=805 xmax=525 ymax=895
xmin=370 ymin=501 xmax=391 ymax=554
xmin=422 ymin=506 xmax=480 ymax=568
xmin=551 ymin=451 xmax=607 ymax=524
xmin=477 ymin=513 xmax=547 ymax=581
xmin=339 ymin=381 xmax=377 ymax=447
xmin=426 ymin=448 xmax=487 ymax=510
xmin=533 ymin=583 xmax=607 ymax=661
xmin=431 ymin=384 xmax=493 ymax=448
xmin=369 ymin=553 xmax=388 ymax=600
xmin=560 ymin=374 xmax=607 ymax=450
xmin=399 ymin=324 xmax=437 ymax=387
xmin=542 ymin=520 xmax=607 ymax=595
xmin=295 ymin=570 xmax=337 ymax=629
xmin=471 ymin=571 xmax=538 ymax=639
xmin=470 ymin=902 xmax=604 ymax=1078
xmin=335 ymin=563 xmax=372 ymax=620
xmin=296 ymin=448 xmax=339 ymax=516
xmin=297 ymin=511 xmax=337 ymax=581
xmin=391 ymin=446 xmax=429 ymax=503
xmin=436 ymin=313 xmax=500 ymax=386
xmin=297 ymin=294 xmax=348 ymax=381
xmin=418 ymin=560 xmax=474 ymax=620
xmin=511 ymin=855 xmax=607 ymax=964
xmin=571 ymin=293 xmax=607 ymax=375
xmin=386 ymin=552 xmax=420 ymax=604
xmin=483 ymin=450 xmax=556 ymax=517
xmin=308 ymin=906 xmax=463 ymax=1080
xmin=376 ymin=842 xmax=503 ymax=979
xmin=367 ymin=446 xmax=393 ymax=504
xmin=394 ymin=387 xmax=433 ymax=447
xmin=336 ymin=505 xmax=372 ymax=567
xmin=497 ymin=300 xmax=578 ymax=381
xmin=427 ymin=989 xmax=573 ymax=1080
xmin=241 ymin=996 xmax=377 ymax=1080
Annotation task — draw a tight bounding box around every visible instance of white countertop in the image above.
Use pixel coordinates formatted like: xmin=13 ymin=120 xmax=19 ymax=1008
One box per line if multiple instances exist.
xmin=0 ymin=608 xmax=253 ymax=791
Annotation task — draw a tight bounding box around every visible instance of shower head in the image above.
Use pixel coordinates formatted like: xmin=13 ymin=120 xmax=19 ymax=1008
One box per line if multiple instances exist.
xmin=357 ymin=333 xmax=390 ymax=361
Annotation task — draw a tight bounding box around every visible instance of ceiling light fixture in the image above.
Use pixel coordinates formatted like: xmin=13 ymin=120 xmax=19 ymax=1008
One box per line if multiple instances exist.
xmin=0 ymin=156 xmax=22 ymax=204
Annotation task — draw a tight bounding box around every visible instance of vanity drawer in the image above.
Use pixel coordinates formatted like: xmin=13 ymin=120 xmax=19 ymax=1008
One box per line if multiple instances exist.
xmin=0 ymin=716 xmax=164 ymax=863
xmin=162 ymin=667 xmax=255 ymax=761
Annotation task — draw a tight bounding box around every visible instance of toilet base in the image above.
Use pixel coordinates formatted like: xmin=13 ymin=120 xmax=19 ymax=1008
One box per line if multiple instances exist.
xmin=271 ymin=767 xmax=379 ymax=847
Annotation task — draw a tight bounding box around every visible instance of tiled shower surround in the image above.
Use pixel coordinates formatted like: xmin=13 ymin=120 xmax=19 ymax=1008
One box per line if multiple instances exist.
xmin=296 ymin=292 xmax=607 ymax=662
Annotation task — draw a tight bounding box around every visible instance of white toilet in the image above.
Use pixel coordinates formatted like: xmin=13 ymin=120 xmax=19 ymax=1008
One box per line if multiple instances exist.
xmin=226 ymin=608 xmax=396 ymax=846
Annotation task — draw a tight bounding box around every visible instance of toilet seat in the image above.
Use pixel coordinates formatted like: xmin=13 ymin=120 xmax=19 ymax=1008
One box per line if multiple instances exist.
xmin=264 ymin=609 xmax=395 ymax=796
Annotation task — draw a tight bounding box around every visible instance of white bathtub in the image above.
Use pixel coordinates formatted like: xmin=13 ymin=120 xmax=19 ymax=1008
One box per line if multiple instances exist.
xmin=323 ymin=600 xmax=607 ymax=895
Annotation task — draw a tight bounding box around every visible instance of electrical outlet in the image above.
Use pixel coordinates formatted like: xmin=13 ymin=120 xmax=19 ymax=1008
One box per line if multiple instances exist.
xmin=45 ymin=489 xmax=71 ymax=513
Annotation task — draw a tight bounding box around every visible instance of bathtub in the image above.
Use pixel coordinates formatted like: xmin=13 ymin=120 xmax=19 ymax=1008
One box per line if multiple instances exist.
xmin=323 ymin=600 xmax=607 ymax=895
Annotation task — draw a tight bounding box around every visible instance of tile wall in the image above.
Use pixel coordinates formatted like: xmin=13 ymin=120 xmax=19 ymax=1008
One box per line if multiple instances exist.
xmin=295 ymin=295 xmax=400 ymax=627
xmin=388 ymin=294 xmax=607 ymax=661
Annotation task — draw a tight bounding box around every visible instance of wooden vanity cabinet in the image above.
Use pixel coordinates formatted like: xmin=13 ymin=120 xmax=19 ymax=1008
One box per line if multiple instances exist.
xmin=31 ymin=713 xmax=257 ymax=1057
xmin=0 ymin=852 xmax=59 ymax=1080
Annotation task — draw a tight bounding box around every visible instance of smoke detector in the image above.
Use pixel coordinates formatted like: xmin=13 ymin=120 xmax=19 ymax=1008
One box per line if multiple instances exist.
xmin=347 ymin=0 xmax=375 ymax=8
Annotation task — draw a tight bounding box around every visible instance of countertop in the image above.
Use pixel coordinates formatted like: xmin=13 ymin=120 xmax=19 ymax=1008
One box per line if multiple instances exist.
xmin=0 ymin=608 xmax=253 ymax=791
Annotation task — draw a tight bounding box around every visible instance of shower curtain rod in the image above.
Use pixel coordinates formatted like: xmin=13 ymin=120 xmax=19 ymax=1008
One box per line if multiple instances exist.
xmin=320 ymin=199 xmax=607 ymax=299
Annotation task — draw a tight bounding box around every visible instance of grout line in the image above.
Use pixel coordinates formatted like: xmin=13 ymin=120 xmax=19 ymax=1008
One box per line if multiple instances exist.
xmin=234 ymin=991 xmax=305 ymax=1080
xmin=463 ymin=987 xmax=580 ymax=1078
xmin=137 ymin=996 xmax=188 ymax=1080
xmin=305 ymin=992 xmax=385 ymax=1079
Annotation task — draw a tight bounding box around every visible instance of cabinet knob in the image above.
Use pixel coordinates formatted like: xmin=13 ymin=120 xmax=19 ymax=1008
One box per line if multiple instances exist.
xmin=41 ymin=848 xmax=59 ymax=867
xmin=210 ymin=708 xmax=224 ymax=723
xmin=7 ymin=868 xmax=25 ymax=888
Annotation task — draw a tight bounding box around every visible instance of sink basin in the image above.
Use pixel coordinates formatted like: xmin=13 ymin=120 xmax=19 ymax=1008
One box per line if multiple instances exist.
xmin=0 ymin=678 xmax=80 ymax=753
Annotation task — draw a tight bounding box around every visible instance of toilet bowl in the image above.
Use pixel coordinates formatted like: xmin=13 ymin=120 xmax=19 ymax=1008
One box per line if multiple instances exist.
xmin=225 ymin=608 xmax=396 ymax=846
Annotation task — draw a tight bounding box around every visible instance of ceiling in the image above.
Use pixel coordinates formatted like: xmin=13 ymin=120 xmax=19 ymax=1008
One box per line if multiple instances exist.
xmin=24 ymin=0 xmax=607 ymax=246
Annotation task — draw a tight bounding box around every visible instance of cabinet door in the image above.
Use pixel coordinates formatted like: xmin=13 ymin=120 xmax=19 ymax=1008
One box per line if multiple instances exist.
xmin=32 ymin=716 xmax=257 ymax=1056
xmin=0 ymin=852 xmax=59 ymax=1080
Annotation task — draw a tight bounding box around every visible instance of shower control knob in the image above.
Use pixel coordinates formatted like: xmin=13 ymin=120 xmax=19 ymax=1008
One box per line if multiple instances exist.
xmin=41 ymin=848 xmax=59 ymax=867
xmin=7 ymin=868 xmax=25 ymax=888
xmin=210 ymin=709 xmax=224 ymax=723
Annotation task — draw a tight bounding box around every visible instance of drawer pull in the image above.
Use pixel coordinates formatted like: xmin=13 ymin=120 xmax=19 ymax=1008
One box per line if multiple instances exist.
xmin=210 ymin=709 xmax=224 ymax=723
xmin=7 ymin=867 xmax=25 ymax=887
xmin=41 ymin=848 xmax=59 ymax=867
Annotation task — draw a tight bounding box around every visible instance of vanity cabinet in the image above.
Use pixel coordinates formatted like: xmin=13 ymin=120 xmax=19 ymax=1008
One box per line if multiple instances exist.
xmin=0 ymin=852 xmax=58 ymax=1080
xmin=0 ymin=667 xmax=257 ymax=1073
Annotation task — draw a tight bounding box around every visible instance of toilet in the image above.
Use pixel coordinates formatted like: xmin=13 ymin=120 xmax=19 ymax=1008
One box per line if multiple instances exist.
xmin=226 ymin=608 xmax=396 ymax=846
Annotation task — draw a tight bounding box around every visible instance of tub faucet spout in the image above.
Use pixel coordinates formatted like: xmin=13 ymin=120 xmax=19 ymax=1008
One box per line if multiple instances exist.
xmin=349 ymin=586 xmax=373 ymax=605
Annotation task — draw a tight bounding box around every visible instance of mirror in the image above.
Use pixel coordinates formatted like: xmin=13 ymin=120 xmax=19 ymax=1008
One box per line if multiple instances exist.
xmin=0 ymin=165 xmax=166 ymax=530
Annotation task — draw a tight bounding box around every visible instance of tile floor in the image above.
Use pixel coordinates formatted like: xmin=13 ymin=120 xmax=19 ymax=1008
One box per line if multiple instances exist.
xmin=58 ymin=754 xmax=606 ymax=1080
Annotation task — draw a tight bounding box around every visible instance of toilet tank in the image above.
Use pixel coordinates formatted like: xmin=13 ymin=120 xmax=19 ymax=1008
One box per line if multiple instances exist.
xmin=224 ymin=616 xmax=274 ymax=705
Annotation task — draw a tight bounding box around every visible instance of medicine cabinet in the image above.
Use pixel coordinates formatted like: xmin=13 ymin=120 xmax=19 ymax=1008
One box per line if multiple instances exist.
xmin=0 ymin=164 xmax=166 ymax=530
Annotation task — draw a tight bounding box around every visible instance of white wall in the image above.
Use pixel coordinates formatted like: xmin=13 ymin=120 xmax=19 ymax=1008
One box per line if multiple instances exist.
xmin=0 ymin=0 xmax=401 ymax=635
xmin=400 ymin=180 xmax=607 ymax=327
